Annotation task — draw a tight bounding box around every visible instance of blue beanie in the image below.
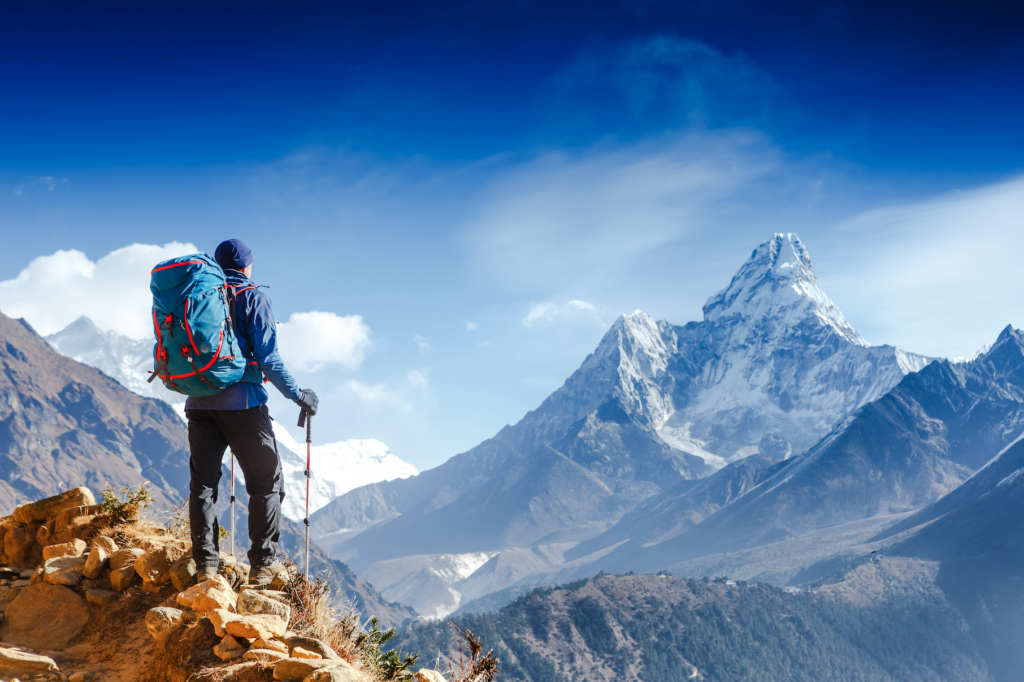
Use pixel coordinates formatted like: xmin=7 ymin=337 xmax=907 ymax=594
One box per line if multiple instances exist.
xmin=214 ymin=239 xmax=254 ymax=271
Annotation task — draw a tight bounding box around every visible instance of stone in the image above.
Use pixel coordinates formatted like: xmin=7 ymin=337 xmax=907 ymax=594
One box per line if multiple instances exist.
xmin=91 ymin=536 xmax=118 ymax=553
xmin=169 ymin=553 xmax=196 ymax=592
xmin=252 ymin=638 xmax=289 ymax=654
xmin=213 ymin=635 xmax=247 ymax=662
xmin=3 ymin=583 xmax=91 ymax=650
xmin=85 ymin=589 xmax=118 ymax=607
xmin=243 ymin=649 xmax=288 ymax=662
xmin=177 ymin=575 xmax=237 ymax=614
xmin=43 ymin=556 xmax=87 ymax=587
xmin=4 ymin=526 xmax=36 ymax=567
xmin=307 ymin=663 xmax=365 ymax=682
xmin=23 ymin=574 xmax=40 ymax=587
xmin=416 ymin=670 xmax=447 ymax=682
xmin=284 ymin=636 xmax=341 ymax=661
xmin=18 ymin=569 xmax=34 ymax=579
xmin=108 ymin=548 xmax=145 ymax=571
xmin=291 ymin=646 xmax=322 ymax=660
xmin=82 ymin=547 xmax=110 ymax=580
xmin=109 ymin=565 xmax=138 ymax=592
xmin=224 ymin=613 xmax=288 ymax=641
xmin=69 ymin=673 xmax=87 ymax=682
xmin=12 ymin=488 xmax=95 ymax=524
xmin=269 ymin=571 xmax=290 ymax=590
xmin=42 ymin=539 xmax=86 ymax=561
xmin=208 ymin=608 xmax=239 ymax=637
xmin=237 ymin=590 xmax=290 ymax=621
xmin=272 ymin=658 xmax=339 ymax=681
xmin=134 ymin=541 xmax=188 ymax=585
xmin=145 ymin=607 xmax=183 ymax=642
xmin=140 ymin=578 xmax=163 ymax=594
xmin=52 ymin=504 xmax=101 ymax=531
xmin=0 ymin=647 xmax=59 ymax=674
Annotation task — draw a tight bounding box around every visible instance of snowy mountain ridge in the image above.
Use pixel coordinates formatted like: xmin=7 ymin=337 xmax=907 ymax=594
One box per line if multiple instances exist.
xmin=44 ymin=315 xmax=417 ymax=522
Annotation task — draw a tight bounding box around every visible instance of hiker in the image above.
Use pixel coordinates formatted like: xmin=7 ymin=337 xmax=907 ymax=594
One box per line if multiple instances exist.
xmin=183 ymin=239 xmax=318 ymax=583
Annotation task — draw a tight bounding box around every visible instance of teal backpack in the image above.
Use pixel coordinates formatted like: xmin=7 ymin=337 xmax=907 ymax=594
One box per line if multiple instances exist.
xmin=148 ymin=253 xmax=247 ymax=396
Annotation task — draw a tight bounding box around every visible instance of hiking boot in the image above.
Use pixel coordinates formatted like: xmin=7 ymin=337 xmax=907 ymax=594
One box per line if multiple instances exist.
xmin=196 ymin=565 xmax=218 ymax=582
xmin=249 ymin=561 xmax=286 ymax=587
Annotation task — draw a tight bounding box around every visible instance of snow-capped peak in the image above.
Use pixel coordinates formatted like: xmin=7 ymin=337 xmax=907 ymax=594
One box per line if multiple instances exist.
xmin=702 ymin=233 xmax=865 ymax=346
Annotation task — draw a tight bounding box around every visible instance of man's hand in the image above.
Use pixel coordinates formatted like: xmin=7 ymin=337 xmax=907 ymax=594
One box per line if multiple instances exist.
xmin=296 ymin=389 xmax=319 ymax=416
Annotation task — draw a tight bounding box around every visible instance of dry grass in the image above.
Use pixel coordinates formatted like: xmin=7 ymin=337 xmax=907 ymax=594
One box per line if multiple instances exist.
xmin=283 ymin=571 xmax=362 ymax=663
xmin=446 ymin=622 xmax=499 ymax=682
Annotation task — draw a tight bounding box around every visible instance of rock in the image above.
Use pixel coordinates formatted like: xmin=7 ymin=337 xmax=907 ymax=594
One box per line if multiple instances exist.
xmin=291 ymin=646 xmax=322 ymax=660
xmin=109 ymin=565 xmax=139 ymax=592
xmin=135 ymin=541 xmax=188 ymax=585
xmin=12 ymin=488 xmax=94 ymax=524
xmin=52 ymin=504 xmax=101 ymax=531
xmin=269 ymin=571 xmax=290 ymax=590
xmin=82 ymin=547 xmax=110 ymax=580
xmin=284 ymin=636 xmax=341 ymax=661
xmin=3 ymin=583 xmax=91 ymax=650
xmin=169 ymin=553 xmax=196 ymax=592
xmin=416 ymin=670 xmax=447 ymax=682
xmin=208 ymin=608 xmax=239 ymax=637
xmin=145 ymin=607 xmax=183 ymax=642
xmin=85 ymin=589 xmax=118 ymax=607
xmin=140 ymin=578 xmax=163 ymax=594
xmin=4 ymin=526 xmax=36 ymax=567
xmin=272 ymin=658 xmax=338 ymax=681
xmin=43 ymin=556 xmax=87 ymax=587
xmin=237 ymin=590 xmax=290 ymax=621
xmin=224 ymin=613 xmax=288 ymax=641
xmin=18 ymin=569 xmax=34 ymax=579
xmin=252 ymin=638 xmax=289 ymax=654
xmin=307 ymin=663 xmax=365 ymax=682
xmin=176 ymin=575 xmax=237 ymax=613
xmin=42 ymin=539 xmax=86 ymax=561
xmin=213 ymin=635 xmax=247 ymax=662
xmin=91 ymin=536 xmax=118 ymax=553
xmin=0 ymin=647 xmax=59 ymax=674
xmin=243 ymin=649 xmax=288 ymax=662
xmin=69 ymin=673 xmax=87 ymax=682
xmin=23 ymin=573 xmax=40 ymax=587
xmin=108 ymin=548 xmax=145 ymax=571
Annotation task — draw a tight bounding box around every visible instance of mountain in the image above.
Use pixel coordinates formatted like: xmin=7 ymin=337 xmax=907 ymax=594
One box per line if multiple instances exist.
xmin=584 ymin=326 xmax=1024 ymax=582
xmin=44 ymin=315 xmax=418 ymax=523
xmin=311 ymin=233 xmax=931 ymax=618
xmin=0 ymin=309 xmax=414 ymax=627
xmin=395 ymin=571 xmax=989 ymax=682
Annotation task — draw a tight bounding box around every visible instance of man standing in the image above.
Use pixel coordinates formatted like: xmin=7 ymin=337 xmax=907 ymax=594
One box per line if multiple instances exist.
xmin=184 ymin=238 xmax=318 ymax=583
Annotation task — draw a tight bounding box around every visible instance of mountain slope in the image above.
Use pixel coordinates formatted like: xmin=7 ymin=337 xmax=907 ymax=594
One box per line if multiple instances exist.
xmin=589 ymin=326 xmax=1024 ymax=579
xmin=312 ymin=233 xmax=930 ymax=618
xmin=0 ymin=309 xmax=414 ymax=627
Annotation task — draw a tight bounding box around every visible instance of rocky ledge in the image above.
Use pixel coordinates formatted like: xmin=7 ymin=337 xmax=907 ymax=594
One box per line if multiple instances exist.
xmin=0 ymin=487 xmax=446 ymax=682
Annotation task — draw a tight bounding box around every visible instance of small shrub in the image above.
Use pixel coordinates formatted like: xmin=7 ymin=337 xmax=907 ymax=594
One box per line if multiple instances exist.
xmin=99 ymin=484 xmax=153 ymax=525
xmin=446 ymin=622 xmax=499 ymax=682
xmin=356 ymin=617 xmax=419 ymax=681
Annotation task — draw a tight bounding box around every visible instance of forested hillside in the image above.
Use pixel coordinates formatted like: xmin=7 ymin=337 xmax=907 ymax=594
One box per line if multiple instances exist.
xmin=394 ymin=573 xmax=989 ymax=682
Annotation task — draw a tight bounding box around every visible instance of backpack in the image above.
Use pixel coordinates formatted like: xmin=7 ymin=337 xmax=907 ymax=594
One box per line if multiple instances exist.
xmin=148 ymin=253 xmax=247 ymax=397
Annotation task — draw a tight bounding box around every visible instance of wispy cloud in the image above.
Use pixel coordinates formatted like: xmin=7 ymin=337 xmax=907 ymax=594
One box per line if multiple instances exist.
xmin=407 ymin=369 xmax=429 ymax=388
xmin=347 ymin=380 xmax=413 ymax=412
xmin=522 ymin=300 xmax=600 ymax=328
xmin=39 ymin=176 xmax=68 ymax=191
xmin=413 ymin=334 xmax=432 ymax=353
xmin=465 ymin=321 xmax=479 ymax=332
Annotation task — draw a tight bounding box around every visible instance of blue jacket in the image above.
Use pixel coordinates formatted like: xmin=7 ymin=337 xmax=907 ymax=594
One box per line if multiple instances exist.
xmin=185 ymin=271 xmax=302 ymax=410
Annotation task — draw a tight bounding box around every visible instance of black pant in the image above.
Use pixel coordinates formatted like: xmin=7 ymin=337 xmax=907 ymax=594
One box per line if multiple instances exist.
xmin=185 ymin=404 xmax=284 ymax=570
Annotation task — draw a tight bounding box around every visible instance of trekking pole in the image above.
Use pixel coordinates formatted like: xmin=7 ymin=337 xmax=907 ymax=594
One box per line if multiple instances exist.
xmin=230 ymin=451 xmax=236 ymax=558
xmin=298 ymin=408 xmax=312 ymax=581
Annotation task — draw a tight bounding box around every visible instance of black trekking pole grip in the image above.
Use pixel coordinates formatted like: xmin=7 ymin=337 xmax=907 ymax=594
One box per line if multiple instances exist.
xmin=297 ymin=407 xmax=307 ymax=428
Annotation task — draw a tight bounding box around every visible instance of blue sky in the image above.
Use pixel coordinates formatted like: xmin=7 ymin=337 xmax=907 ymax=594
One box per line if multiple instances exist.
xmin=1 ymin=0 xmax=1023 ymax=469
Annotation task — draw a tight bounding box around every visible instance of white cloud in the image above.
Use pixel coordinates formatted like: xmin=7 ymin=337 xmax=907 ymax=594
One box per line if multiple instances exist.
xmin=347 ymin=380 xmax=412 ymax=411
xmin=413 ymin=335 xmax=432 ymax=353
xmin=465 ymin=321 xmax=479 ymax=332
xmin=407 ymin=369 xmax=429 ymax=388
xmin=39 ymin=176 xmax=68 ymax=191
xmin=522 ymin=300 xmax=599 ymax=328
xmin=277 ymin=311 xmax=372 ymax=373
xmin=0 ymin=242 xmax=196 ymax=338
